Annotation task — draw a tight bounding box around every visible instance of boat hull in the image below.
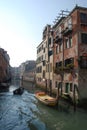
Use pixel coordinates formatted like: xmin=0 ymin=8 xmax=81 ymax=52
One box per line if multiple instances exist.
xmin=13 ymin=87 xmax=24 ymax=95
xmin=35 ymin=92 xmax=57 ymax=106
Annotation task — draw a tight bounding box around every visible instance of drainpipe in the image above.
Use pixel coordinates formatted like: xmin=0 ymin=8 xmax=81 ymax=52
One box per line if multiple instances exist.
xmin=48 ymin=31 xmax=53 ymax=96
xmin=48 ymin=40 xmax=52 ymax=96
xmin=47 ymin=30 xmax=51 ymax=96
xmin=61 ymin=35 xmax=64 ymax=95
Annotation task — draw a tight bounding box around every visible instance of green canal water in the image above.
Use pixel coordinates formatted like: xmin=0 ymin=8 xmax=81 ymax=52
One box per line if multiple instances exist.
xmin=0 ymin=80 xmax=87 ymax=130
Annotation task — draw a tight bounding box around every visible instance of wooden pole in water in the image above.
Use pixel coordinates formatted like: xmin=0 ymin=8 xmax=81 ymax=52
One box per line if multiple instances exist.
xmin=57 ymin=85 xmax=59 ymax=108
xmin=72 ymin=70 xmax=76 ymax=112
xmin=20 ymin=76 xmax=23 ymax=87
xmin=73 ymin=85 xmax=76 ymax=112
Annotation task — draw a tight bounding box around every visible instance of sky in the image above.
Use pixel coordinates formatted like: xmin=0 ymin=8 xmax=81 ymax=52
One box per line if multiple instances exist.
xmin=0 ymin=0 xmax=87 ymax=67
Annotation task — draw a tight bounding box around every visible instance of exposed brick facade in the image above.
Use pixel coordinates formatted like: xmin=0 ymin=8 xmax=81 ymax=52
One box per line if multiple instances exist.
xmin=0 ymin=48 xmax=10 ymax=83
xmin=36 ymin=6 xmax=87 ymax=100
xmin=53 ymin=6 xmax=87 ymax=99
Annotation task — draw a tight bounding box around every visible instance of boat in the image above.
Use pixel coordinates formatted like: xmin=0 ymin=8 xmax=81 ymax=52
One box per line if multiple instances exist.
xmin=13 ymin=87 xmax=24 ymax=95
xmin=35 ymin=91 xmax=58 ymax=106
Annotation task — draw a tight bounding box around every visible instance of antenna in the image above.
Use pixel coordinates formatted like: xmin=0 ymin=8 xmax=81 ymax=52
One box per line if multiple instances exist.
xmin=53 ymin=9 xmax=70 ymax=25
xmin=74 ymin=0 xmax=78 ymax=6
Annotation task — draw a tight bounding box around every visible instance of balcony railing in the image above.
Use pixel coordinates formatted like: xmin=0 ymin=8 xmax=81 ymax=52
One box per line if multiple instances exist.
xmin=54 ymin=64 xmax=74 ymax=74
xmin=54 ymin=35 xmax=62 ymax=44
xmin=63 ymin=26 xmax=72 ymax=36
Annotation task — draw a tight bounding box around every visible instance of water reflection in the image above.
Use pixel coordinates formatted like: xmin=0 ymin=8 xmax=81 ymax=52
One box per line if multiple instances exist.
xmin=0 ymin=80 xmax=87 ymax=130
xmin=0 ymin=80 xmax=47 ymax=130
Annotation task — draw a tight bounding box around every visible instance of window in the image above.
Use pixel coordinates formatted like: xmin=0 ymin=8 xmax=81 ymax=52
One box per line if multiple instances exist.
xmin=55 ymin=61 xmax=62 ymax=68
xmin=70 ymin=83 xmax=73 ymax=92
xmin=50 ymin=63 xmax=52 ymax=72
xmin=46 ymin=64 xmax=49 ymax=72
xmin=43 ymin=60 xmax=46 ymax=66
xmin=48 ymin=50 xmax=53 ymax=56
xmin=80 ymin=56 xmax=87 ymax=68
xmin=65 ymin=37 xmax=72 ymax=49
xmin=69 ymin=37 xmax=72 ymax=47
xmin=43 ymin=48 xmax=45 ymax=53
xmin=36 ymin=66 xmax=42 ymax=73
xmin=56 ymin=62 xmax=58 ymax=68
xmin=65 ymin=83 xmax=69 ymax=93
xmin=80 ymin=13 xmax=87 ymax=24
xmin=59 ymin=44 xmax=62 ymax=52
xmin=56 ymin=46 xmax=59 ymax=54
xmin=55 ymin=81 xmax=58 ymax=88
xmin=48 ymin=38 xmax=51 ymax=45
xmin=64 ymin=58 xmax=74 ymax=67
xmin=42 ymin=55 xmax=43 ymax=61
xmin=59 ymin=82 xmax=62 ymax=88
xmin=65 ymin=38 xmax=69 ymax=48
xmin=68 ymin=18 xmax=72 ymax=29
xmin=81 ymin=33 xmax=87 ymax=44
xmin=50 ymin=80 xmax=52 ymax=88
xmin=58 ymin=61 xmax=62 ymax=67
xmin=43 ymin=70 xmax=45 ymax=78
xmin=39 ymin=66 xmax=42 ymax=73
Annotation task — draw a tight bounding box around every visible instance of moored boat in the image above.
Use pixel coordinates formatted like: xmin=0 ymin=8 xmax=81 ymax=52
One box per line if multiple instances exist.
xmin=13 ymin=87 xmax=24 ymax=95
xmin=35 ymin=91 xmax=58 ymax=106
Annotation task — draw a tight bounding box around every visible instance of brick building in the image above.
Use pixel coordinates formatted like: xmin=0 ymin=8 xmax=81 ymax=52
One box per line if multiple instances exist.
xmin=0 ymin=48 xmax=11 ymax=85
xmin=36 ymin=6 xmax=87 ymax=100
xmin=53 ymin=6 xmax=87 ymax=100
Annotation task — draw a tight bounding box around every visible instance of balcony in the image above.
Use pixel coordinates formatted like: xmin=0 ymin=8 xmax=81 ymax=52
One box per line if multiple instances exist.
xmin=63 ymin=26 xmax=72 ymax=36
xmin=54 ymin=35 xmax=62 ymax=44
xmin=54 ymin=63 xmax=74 ymax=74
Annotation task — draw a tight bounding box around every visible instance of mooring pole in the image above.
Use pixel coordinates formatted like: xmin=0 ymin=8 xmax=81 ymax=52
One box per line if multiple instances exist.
xmin=57 ymin=85 xmax=60 ymax=108
xmin=73 ymin=85 xmax=76 ymax=112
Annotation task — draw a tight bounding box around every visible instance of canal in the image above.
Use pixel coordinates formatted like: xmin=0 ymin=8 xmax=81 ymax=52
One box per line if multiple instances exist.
xmin=0 ymin=80 xmax=87 ymax=130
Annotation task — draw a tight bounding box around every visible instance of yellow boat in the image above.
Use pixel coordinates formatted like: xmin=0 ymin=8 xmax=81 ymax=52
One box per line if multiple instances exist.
xmin=35 ymin=92 xmax=58 ymax=106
